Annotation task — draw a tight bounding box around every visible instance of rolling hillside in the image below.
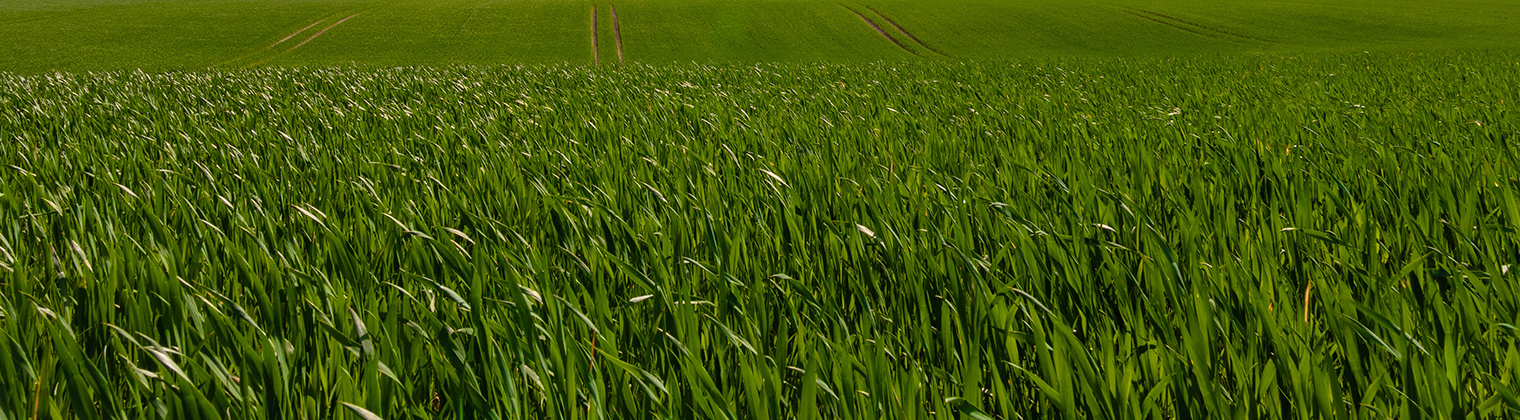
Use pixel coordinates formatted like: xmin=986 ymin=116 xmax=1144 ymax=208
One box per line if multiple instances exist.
xmin=3 ymin=0 xmax=1520 ymax=72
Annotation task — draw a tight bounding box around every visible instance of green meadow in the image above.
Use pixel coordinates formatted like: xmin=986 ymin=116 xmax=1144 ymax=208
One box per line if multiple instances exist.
xmin=3 ymin=1 xmax=1520 ymax=419
xmin=5 ymin=0 xmax=1520 ymax=72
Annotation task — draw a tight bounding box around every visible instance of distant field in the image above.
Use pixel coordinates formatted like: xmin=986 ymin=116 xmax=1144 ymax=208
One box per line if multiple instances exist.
xmin=4 ymin=0 xmax=1520 ymax=72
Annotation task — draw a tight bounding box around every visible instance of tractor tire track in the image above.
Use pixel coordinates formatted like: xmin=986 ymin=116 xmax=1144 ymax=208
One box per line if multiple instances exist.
xmin=290 ymin=13 xmax=360 ymax=49
xmin=271 ymin=19 xmax=328 ymax=48
xmin=217 ymin=12 xmax=344 ymax=68
xmin=611 ymin=4 xmax=624 ymax=64
xmin=1138 ymin=9 xmax=1281 ymax=44
xmin=840 ymin=4 xmax=920 ymax=57
xmin=863 ymin=5 xmax=950 ymax=58
xmin=1117 ymin=7 xmax=1279 ymax=44
xmin=590 ymin=3 xmax=600 ymax=65
xmin=237 ymin=12 xmax=361 ymax=68
xmin=1119 ymin=9 xmax=1221 ymax=40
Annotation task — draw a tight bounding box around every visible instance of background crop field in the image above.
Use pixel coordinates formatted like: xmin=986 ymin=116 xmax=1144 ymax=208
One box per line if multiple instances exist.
xmin=5 ymin=0 xmax=1520 ymax=72
xmin=1 ymin=52 xmax=1519 ymax=419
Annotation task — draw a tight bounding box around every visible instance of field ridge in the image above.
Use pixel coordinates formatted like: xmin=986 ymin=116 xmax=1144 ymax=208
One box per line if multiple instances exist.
xmin=591 ymin=3 xmax=600 ymax=65
xmin=612 ymin=3 xmax=624 ymax=64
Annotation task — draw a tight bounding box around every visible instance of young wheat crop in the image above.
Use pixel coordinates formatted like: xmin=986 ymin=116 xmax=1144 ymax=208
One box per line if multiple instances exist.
xmin=0 ymin=53 xmax=1517 ymax=419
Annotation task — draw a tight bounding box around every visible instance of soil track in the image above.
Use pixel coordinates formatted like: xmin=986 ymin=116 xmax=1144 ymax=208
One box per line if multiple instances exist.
xmin=611 ymin=4 xmax=624 ymax=64
xmin=272 ymin=19 xmax=327 ymax=48
xmin=292 ymin=13 xmax=360 ymax=49
xmin=230 ymin=11 xmax=359 ymax=68
xmin=216 ymin=12 xmax=345 ymax=68
xmin=591 ymin=4 xmax=600 ymax=65
xmin=863 ymin=6 xmax=949 ymax=57
xmin=1119 ymin=9 xmax=1218 ymax=39
xmin=841 ymin=5 xmax=919 ymax=57
xmin=1138 ymin=9 xmax=1280 ymax=44
xmin=1117 ymin=7 xmax=1277 ymax=44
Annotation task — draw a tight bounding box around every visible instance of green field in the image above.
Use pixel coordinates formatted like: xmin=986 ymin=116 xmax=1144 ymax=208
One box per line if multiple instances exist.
xmin=5 ymin=0 xmax=1520 ymax=72
xmin=5 ymin=0 xmax=1520 ymax=419
xmin=3 ymin=53 xmax=1520 ymax=419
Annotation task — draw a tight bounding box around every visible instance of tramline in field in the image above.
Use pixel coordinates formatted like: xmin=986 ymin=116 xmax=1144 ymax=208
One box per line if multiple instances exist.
xmin=5 ymin=0 xmax=1520 ymax=72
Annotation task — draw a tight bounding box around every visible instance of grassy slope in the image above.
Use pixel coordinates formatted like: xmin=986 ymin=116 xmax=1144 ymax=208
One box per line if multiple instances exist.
xmin=865 ymin=0 xmax=1520 ymax=58
xmin=0 ymin=0 xmax=587 ymax=73
xmin=269 ymin=0 xmax=587 ymax=67
xmin=4 ymin=0 xmax=1520 ymax=72
xmin=615 ymin=0 xmax=915 ymax=63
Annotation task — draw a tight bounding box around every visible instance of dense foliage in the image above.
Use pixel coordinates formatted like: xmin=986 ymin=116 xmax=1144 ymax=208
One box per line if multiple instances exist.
xmin=1 ymin=53 xmax=1518 ymax=419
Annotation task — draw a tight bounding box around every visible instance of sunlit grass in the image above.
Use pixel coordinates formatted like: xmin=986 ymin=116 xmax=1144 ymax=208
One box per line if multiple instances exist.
xmin=1 ymin=52 xmax=1518 ymax=419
